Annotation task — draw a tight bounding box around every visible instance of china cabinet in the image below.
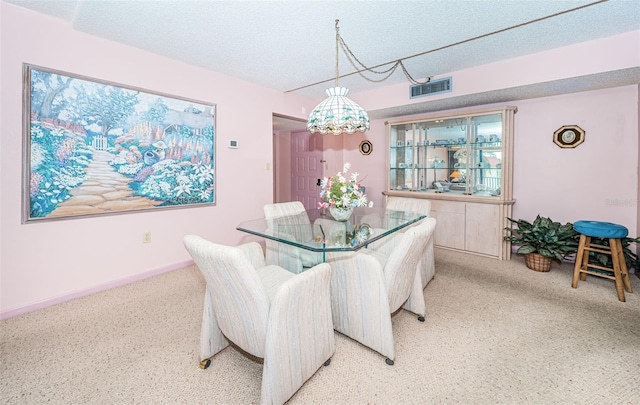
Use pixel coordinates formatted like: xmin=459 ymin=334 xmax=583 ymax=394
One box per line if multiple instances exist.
xmin=384 ymin=106 xmax=517 ymax=260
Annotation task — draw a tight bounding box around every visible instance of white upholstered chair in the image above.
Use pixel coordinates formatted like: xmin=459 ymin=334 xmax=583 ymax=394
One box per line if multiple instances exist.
xmin=326 ymin=218 xmax=437 ymax=365
xmin=370 ymin=217 xmax=438 ymax=317
xmin=263 ymin=201 xmax=323 ymax=274
xmin=183 ymin=235 xmax=335 ymax=405
xmin=384 ymin=196 xmax=436 ymax=289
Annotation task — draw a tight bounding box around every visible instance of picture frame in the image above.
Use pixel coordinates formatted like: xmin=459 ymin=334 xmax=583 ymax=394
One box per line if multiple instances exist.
xmin=22 ymin=64 xmax=216 ymax=223
xmin=553 ymin=125 xmax=585 ymax=148
xmin=359 ymin=140 xmax=372 ymax=155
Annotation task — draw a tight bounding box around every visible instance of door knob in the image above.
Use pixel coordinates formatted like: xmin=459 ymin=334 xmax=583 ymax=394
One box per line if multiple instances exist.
xmin=316 ymin=178 xmax=321 ymax=186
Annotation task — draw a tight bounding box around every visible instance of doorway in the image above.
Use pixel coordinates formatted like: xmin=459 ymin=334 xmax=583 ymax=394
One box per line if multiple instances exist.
xmin=272 ymin=115 xmax=323 ymax=210
xmin=290 ymin=131 xmax=324 ymax=210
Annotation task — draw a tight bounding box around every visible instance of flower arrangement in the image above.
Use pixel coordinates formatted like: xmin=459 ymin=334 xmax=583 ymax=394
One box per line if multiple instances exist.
xmin=318 ymin=163 xmax=372 ymax=209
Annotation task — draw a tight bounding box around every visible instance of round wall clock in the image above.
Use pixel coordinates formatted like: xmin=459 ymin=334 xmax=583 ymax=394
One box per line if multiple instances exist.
xmin=359 ymin=140 xmax=373 ymax=155
xmin=553 ymin=125 xmax=585 ymax=148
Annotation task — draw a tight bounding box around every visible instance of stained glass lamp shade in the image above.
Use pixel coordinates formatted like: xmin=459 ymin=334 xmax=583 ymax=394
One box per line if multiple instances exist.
xmin=306 ymin=87 xmax=370 ymax=135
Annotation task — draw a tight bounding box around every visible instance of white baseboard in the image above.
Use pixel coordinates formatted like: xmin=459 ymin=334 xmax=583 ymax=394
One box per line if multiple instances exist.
xmin=0 ymin=260 xmax=194 ymax=320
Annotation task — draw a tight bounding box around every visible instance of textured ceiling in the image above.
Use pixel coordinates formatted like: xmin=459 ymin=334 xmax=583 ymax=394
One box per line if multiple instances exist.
xmin=5 ymin=0 xmax=640 ymax=127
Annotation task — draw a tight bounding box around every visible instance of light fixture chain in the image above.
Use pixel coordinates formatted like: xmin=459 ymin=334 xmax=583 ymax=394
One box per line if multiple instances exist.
xmin=340 ymin=40 xmax=400 ymax=83
xmin=338 ymin=30 xmax=430 ymax=85
xmin=335 ymin=19 xmax=340 ymax=87
xmin=338 ymin=36 xmax=397 ymax=76
xmin=290 ymin=1 xmax=607 ymax=93
xmin=399 ymin=61 xmax=431 ymax=85
xmin=307 ymin=19 xmax=371 ymax=135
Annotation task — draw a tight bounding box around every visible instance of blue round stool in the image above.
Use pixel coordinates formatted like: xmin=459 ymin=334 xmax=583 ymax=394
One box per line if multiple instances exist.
xmin=572 ymin=220 xmax=632 ymax=302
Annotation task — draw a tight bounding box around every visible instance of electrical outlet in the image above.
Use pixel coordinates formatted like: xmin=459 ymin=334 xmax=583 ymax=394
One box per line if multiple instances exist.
xmin=142 ymin=232 xmax=151 ymax=244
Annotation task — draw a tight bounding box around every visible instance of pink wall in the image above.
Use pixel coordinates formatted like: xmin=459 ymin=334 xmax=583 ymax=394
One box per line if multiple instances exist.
xmin=0 ymin=4 xmax=315 ymax=317
xmin=1 ymin=3 xmax=638 ymax=318
xmin=341 ymin=123 xmax=387 ymax=209
xmin=511 ymin=87 xmax=638 ymax=229
xmin=352 ymin=30 xmax=640 ymax=111
xmin=345 ymin=86 xmax=639 ymax=236
xmin=274 ymin=130 xmax=292 ymax=203
xmin=341 ymin=30 xmax=640 ymax=217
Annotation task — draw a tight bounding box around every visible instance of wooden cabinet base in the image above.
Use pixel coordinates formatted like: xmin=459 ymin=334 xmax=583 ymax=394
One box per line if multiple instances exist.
xmin=385 ymin=193 xmax=513 ymax=260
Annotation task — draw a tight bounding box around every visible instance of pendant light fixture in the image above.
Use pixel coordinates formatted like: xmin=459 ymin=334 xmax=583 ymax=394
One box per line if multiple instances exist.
xmin=306 ymin=20 xmax=370 ymax=135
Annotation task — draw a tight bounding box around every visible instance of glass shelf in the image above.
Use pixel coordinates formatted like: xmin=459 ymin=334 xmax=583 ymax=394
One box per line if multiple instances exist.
xmin=387 ymin=110 xmax=508 ymax=198
xmin=384 ymin=106 xmax=517 ymax=261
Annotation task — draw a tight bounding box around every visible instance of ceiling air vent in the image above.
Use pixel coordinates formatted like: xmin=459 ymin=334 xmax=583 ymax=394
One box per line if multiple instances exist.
xmin=410 ymin=77 xmax=452 ymax=99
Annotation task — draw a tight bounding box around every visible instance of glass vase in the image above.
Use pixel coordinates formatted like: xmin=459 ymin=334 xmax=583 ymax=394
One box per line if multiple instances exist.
xmin=329 ymin=206 xmax=354 ymax=222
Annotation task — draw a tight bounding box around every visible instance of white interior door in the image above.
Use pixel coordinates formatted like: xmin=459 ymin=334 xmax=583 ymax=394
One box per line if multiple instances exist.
xmin=290 ymin=131 xmax=323 ymax=210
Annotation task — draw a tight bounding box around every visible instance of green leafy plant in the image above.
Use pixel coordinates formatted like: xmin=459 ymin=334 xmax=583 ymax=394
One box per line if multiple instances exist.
xmin=504 ymin=215 xmax=579 ymax=262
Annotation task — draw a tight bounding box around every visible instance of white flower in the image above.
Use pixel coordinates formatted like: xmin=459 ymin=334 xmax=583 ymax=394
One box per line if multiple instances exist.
xmin=159 ymin=181 xmax=172 ymax=194
xmin=30 ymin=143 xmax=47 ymax=169
xmin=199 ymin=189 xmax=211 ymax=200
xmin=174 ymin=183 xmax=192 ymax=196
xmin=176 ymin=174 xmax=190 ymax=185
xmin=51 ymin=127 xmax=66 ymax=137
xmin=318 ymin=162 xmax=369 ymax=210
xmin=31 ymin=127 xmax=45 ymax=138
xmin=197 ymin=166 xmax=214 ymax=184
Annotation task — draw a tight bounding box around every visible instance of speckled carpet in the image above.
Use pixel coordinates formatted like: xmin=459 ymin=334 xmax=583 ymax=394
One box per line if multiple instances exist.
xmin=2 ymin=249 xmax=639 ymax=404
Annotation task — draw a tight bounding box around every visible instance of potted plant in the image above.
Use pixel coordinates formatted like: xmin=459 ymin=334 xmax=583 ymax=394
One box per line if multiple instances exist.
xmin=504 ymin=215 xmax=579 ymax=272
xmin=318 ymin=162 xmax=373 ymax=221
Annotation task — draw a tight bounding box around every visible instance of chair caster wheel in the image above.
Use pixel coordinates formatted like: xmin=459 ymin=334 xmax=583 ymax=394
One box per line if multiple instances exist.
xmin=324 ymin=358 xmax=331 ymax=366
xmin=418 ymin=316 xmax=425 ymax=322
xmin=199 ymin=359 xmax=211 ymax=369
xmin=385 ymin=358 xmax=394 ymax=366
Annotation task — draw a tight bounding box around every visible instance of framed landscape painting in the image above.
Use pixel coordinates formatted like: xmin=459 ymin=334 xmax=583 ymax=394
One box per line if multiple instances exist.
xmin=22 ymin=64 xmax=216 ymax=223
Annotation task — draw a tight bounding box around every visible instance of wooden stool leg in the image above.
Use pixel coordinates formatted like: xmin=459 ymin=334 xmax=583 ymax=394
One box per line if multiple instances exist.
xmin=609 ymin=238 xmax=626 ymax=302
xmin=572 ymin=234 xmax=587 ymax=288
xmin=613 ymin=239 xmax=633 ymax=294
xmin=580 ymin=236 xmax=591 ymax=282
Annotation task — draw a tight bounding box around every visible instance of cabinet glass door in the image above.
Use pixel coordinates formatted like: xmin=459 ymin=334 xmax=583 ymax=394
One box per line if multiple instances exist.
xmin=422 ymin=118 xmax=467 ymax=193
xmin=389 ymin=123 xmax=413 ymax=191
xmin=468 ymin=113 xmax=503 ymax=196
xmin=389 ymin=111 xmax=504 ymax=196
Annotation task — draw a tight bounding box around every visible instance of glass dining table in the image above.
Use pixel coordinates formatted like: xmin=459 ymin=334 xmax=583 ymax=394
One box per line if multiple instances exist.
xmin=236 ymin=207 xmax=426 ymax=262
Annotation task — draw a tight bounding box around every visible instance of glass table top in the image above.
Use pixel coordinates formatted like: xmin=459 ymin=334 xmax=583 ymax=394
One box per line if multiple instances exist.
xmin=236 ymin=207 xmax=426 ymax=252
